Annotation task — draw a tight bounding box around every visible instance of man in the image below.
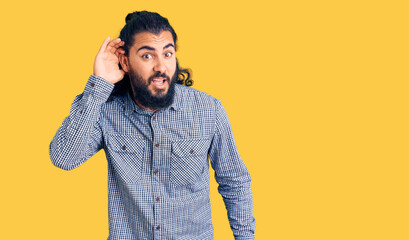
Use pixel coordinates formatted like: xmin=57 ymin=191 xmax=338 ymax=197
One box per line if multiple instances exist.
xmin=50 ymin=11 xmax=255 ymax=240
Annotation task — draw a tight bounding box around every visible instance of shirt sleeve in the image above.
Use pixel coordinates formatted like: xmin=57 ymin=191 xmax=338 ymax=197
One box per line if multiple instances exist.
xmin=49 ymin=75 xmax=114 ymax=170
xmin=208 ymin=100 xmax=256 ymax=240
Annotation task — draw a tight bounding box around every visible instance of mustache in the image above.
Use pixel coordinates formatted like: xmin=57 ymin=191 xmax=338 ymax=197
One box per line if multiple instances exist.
xmin=148 ymin=72 xmax=171 ymax=84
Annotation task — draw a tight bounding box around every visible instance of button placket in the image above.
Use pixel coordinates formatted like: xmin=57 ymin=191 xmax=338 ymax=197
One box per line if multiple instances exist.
xmin=150 ymin=113 xmax=162 ymax=237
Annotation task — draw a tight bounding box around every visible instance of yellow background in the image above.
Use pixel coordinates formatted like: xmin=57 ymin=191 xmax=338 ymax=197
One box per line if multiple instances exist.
xmin=1 ymin=0 xmax=408 ymax=239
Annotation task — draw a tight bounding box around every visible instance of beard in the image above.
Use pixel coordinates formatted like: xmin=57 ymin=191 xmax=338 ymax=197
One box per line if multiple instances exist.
xmin=128 ymin=69 xmax=177 ymax=111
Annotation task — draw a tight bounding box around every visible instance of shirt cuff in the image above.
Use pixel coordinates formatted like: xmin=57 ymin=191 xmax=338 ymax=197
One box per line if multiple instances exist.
xmin=84 ymin=75 xmax=115 ymax=101
xmin=235 ymin=237 xmax=255 ymax=240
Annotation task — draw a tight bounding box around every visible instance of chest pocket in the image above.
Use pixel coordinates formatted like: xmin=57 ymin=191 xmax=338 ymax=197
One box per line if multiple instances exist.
xmin=106 ymin=134 xmax=146 ymax=184
xmin=170 ymin=138 xmax=210 ymax=186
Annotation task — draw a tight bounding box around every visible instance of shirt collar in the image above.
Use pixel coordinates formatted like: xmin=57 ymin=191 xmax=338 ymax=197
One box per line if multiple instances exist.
xmin=169 ymin=84 xmax=182 ymax=111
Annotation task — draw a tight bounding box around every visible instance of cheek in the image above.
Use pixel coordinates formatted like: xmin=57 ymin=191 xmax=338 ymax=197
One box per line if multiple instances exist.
xmin=131 ymin=60 xmax=153 ymax=78
xmin=168 ymin=60 xmax=177 ymax=75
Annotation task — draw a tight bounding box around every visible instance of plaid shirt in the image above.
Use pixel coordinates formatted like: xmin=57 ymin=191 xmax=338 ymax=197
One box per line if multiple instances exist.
xmin=49 ymin=75 xmax=255 ymax=240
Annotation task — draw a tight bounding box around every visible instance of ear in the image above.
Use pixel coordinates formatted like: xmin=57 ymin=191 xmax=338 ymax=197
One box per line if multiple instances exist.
xmin=119 ymin=54 xmax=129 ymax=73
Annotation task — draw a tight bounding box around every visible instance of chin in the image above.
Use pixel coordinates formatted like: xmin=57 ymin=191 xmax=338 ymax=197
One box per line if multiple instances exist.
xmin=151 ymin=87 xmax=168 ymax=97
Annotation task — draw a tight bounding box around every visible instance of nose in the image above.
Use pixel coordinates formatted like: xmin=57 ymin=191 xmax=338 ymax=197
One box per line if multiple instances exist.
xmin=153 ymin=56 xmax=166 ymax=73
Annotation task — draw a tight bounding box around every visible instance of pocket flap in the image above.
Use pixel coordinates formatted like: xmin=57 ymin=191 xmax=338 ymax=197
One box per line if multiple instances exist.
xmin=107 ymin=134 xmax=145 ymax=153
xmin=171 ymin=138 xmax=209 ymax=157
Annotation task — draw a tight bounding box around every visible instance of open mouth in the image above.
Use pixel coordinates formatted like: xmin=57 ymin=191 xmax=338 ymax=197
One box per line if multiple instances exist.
xmin=152 ymin=78 xmax=167 ymax=89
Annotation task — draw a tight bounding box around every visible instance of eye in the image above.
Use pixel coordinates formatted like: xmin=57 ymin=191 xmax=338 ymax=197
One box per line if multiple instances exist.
xmin=165 ymin=52 xmax=173 ymax=58
xmin=142 ymin=53 xmax=152 ymax=59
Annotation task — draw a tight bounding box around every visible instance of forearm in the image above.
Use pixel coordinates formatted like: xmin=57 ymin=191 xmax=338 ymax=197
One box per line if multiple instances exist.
xmin=49 ymin=75 xmax=114 ymax=170
xmin=218 ymin=174 xmax=255 ymax=240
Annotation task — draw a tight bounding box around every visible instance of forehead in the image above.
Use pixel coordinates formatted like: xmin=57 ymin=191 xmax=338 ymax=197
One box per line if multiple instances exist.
xmin=131 ymin=30 xmax=174 ymax=49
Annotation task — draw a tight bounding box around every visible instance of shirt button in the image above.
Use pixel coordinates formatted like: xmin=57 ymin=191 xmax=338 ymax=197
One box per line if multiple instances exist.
xmin=90 ymin=83 xmax=95 ymax=87
xmin=155 ymin=144 xmax=159 ymax=147
xmin=154 ymin=170 xmax=158 ymax=174
xmin=156 ymin=197 xmax=160 ymax=201
xmin=122 ymin=145 xmax=126 ymax=150
xmin=152 ymin=116 xmax=156 ymax=120
xmin=190 ymin=149 xmax=194 ymax=154
xmin=156 ymin=226 xmax=160 ymax=230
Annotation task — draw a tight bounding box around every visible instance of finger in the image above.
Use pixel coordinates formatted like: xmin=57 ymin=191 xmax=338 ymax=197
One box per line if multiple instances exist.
xmin=112 ymin=41 xmax=123 ymax=52
xmin=106 ymin=38 xmax=122 ymax=53
xmin=114 ymin=48 xmax=125 ymax=58
xmin=98 ymin=36 xmax=111 ymax=54
xmin=115 ymin=41 xmax=125 ymax=50
xmin=114 ymin=49 xmax=121 ymax=58
xmin=111 ymin=40 xmax=125 ymax=54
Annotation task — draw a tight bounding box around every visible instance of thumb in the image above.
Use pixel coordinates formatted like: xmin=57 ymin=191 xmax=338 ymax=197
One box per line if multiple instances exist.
xmin=98 ymin=36 xmax=111 ymax=54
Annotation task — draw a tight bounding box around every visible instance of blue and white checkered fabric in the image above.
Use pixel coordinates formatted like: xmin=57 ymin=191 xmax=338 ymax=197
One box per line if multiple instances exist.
xmin=50 ymin=75 xmax=256 ymax=240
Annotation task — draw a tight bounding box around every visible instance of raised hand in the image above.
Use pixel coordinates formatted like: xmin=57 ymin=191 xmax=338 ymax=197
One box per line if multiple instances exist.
xmin=93 ymin=37 xmax=126 ymax=84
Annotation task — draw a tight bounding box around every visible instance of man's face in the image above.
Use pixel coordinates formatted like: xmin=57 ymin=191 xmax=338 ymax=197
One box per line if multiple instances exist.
xmin=120 ymin=30 xmax=177 ymax=110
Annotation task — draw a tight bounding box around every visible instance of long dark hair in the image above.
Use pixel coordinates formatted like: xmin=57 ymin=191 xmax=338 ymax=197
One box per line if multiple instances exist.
xmin=111 ymin=11 xmax=193 ymax=97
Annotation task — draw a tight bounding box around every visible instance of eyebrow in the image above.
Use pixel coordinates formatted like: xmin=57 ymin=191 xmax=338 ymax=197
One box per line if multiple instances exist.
xmin=137 ymin=43 xmax=175 ymax=53
xmin=163 ymin=43 xmax=175 ymax=50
